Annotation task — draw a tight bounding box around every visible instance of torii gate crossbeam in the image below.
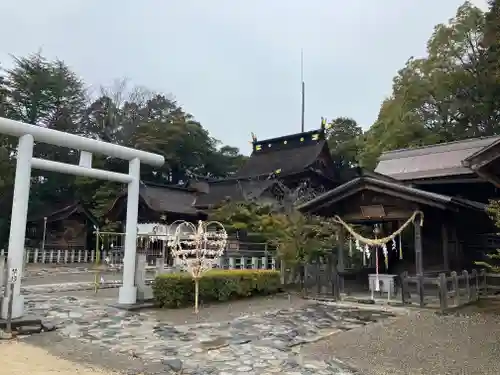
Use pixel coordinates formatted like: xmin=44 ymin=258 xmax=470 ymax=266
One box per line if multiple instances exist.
xmin=0 ymin=117 xmax=165 ymax=319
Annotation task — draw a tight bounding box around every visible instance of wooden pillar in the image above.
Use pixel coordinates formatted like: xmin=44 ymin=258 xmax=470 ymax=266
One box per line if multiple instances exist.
xmin=337 ymin=227 xmax=345 ymax=294
xmin=451 ymin=226 xmax=460 ymax=269
xmin=441 ymin=223 xmax=449 ymax=271
xmin=337 ymin=228 xmax=345 ymax=272
xmin=414 ymin=220 xmax=423 ymax=276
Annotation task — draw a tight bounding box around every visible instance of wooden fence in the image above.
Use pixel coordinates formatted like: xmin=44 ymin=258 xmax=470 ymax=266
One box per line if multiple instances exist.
xmin=400 ymin=270 xmax=487 ymax=311
xmin=0 ymin=246 xmax=278 ymax=271
xmin=1 ymin=239 xmax=277 ymax=263
xmin=278 ymin=256 xmax=342 ymax=300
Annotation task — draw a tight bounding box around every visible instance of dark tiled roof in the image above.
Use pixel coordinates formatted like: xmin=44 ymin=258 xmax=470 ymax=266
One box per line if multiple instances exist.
xmin=375 ymin=136 xmax=500 ymax=180
xmin=139 ymin=184 xmax=200 ymax=216
xmin=104 ymin=182 xmax=204 ymax=220
xmin=298 ymin=176 xmax=487 ymax=213
xmin=28 ymin=202 xmax=99 ymax=228
xmin=234 ymin=129 xmax=332 ymax=179
xmin=194 ymin=179 xmax=278 ymax=208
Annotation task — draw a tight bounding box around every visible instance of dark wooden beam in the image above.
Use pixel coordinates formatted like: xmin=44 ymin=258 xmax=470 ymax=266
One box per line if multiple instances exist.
xmin=441 ymin=222 xmax=449 ymax=271
xmin=309 ymin=184 xmax=449 ymax=216
xmin=474 ymin=167 xmax=500 ymax=188
xmin=308 ymin=186 xmax=365 ymax=213
xmin=341 ymin=210 xmax=413 ymax=223
xmin=368 ymin=186 xmax=448 ymax=210
xmin=411 ymin=176 xmax=482 ymax=185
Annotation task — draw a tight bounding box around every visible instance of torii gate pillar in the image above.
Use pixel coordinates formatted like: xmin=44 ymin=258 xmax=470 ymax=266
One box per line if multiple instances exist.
xmin=0 ymin=117 xmax=164 ymax=318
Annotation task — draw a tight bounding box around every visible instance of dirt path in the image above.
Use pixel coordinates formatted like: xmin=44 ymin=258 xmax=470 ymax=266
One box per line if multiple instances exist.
xmin=1 ymin=341 xmax=123 ymax=375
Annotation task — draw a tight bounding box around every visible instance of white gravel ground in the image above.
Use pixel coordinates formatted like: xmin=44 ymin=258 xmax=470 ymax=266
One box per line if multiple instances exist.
xmin=300 ymin=308 xmax=500 ymax=375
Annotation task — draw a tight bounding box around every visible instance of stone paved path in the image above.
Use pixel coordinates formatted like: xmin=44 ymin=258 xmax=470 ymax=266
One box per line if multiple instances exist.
xmin=24 ymin=293 xmax=395 ymax=375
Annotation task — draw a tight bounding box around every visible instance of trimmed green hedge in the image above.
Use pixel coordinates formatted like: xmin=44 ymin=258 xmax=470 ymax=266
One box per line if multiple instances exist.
xmin=152 ymin=269 xmax=282 ymax=308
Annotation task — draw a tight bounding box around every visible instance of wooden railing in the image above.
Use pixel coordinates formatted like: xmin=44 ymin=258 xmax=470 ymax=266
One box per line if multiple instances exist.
xmin=400 ymin=270 xmax=485 ymax=311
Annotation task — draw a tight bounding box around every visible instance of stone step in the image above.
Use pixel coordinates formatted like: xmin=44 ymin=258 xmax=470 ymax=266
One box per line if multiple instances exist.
xmin=0 ymin=316 xmax=56 ymax=339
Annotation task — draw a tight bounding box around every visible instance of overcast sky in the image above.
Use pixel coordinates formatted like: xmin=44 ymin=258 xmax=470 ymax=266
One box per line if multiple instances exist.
xmin=0 ymin=0 xmax=488 ymax=154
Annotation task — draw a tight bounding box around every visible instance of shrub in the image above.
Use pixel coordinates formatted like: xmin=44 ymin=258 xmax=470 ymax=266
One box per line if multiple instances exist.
xmin=152 ymin=269 xmax=282 ymax=308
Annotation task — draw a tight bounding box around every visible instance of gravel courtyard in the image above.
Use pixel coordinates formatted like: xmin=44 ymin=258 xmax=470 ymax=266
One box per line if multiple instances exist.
xmin=13 ymin=268 xmax=500 ymax=374
xmin=300 ymin=306 xmax=500 ymax=375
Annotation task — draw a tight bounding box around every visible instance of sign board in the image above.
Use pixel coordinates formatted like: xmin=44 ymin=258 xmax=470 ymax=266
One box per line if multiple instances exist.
xmin=8 ymin=268 xmax=19 ymax=284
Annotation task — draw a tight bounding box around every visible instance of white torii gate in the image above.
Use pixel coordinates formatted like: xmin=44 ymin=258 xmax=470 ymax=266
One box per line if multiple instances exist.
xmin=0 ymin=117 xmax=165 ymax=319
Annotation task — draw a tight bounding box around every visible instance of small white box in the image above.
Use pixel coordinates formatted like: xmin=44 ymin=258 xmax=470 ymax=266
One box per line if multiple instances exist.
xmin=369 ymin=274 xmax=397 ymax=295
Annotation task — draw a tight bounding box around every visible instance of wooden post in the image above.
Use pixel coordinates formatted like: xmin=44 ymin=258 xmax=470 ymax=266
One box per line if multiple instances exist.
xmin=194 ymin=278 xmax=200 ymax=314
xmin=316 ymin=261 xmax=321 ymax=294
xmin=337 ymin=228 xmax=345 ymax=295
xmin=451 ymin=271 xmax=459 ymax=306
xmin=438 ymin=273 xmax=448 ymax=312
xmin=418 ymin=274 xmax=425 ymax=307
xmin=337 ymin=228 xmax=345 ymax=272
xmin=480 ymin=269 xmax=487 ymax=296
xmin=414 ymin=220 xmax=424 ymax=306
xmin=471 ymin=269 xmax=478 ymax=301
xmin=451 ymin=227 xmax=460 ymax=268
xmin=279 ymin=259 xmax=285 ymax=286
xmin=400 ymin=271 xmax=409 ymax=304
xmin=463 ymin=270 xmax=470 ymax=302
xmin=441 ymin=223 xmax=449 ymax=271
xmin=263 ymin=243 xmax=269 ymax=269
xmin=330 ymin=252 xmax=340 ymax=300
xmin=414 ymin=221 xmax=423 ymax=276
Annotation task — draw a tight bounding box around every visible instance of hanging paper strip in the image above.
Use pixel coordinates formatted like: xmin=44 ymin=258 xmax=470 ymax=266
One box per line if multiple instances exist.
xmin=349 ymin=236 xmax=353 ymax=257
xmin=375 ymin=246 xmax=380 ymax=291
xmin=382 ymin=244 xmax=388 ymax=269
xmin=356 ymin=239 xmax=366 ymax=266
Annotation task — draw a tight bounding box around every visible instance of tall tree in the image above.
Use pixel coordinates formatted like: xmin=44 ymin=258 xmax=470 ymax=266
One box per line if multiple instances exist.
xmin=472 ymin=0 xmax=500 ymax=132
xmin=359 ymin=2 xmax=488 ymax=168
xmin=325 ymin=117 xmax=363 ymax=170
xmin=0 ymin=52 xmax=246 ymax=230
xmin=2 ymin=53 xmax=87 ymax=209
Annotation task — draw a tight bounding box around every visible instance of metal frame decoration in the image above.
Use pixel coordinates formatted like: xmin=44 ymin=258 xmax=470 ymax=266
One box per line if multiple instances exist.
xmin=169 ymin=220 xmax=228 ymax=313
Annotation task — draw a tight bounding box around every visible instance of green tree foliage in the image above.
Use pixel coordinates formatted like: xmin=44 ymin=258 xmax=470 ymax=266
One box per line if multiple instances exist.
xmin=1 ymin=53 xmax=87 ymax=216
xmin=210 ymin=201 xmax=338 ymax=264
xmin=359 ymin=2 xmax=494 ymax=168
xmin=471 ymin=1 xmax=500 ymax=273
xmin=478 ymin=199 xmax=500 ymax=272
xmin=476 ymin=0 xmax=500 ymax=134
xmin=0 ymin=52 xmax=246 ymax=245
xmin=209 ymin=201 xmax=274 ymax=233
xmin=325 ymin=117 xmax=363 ymax=170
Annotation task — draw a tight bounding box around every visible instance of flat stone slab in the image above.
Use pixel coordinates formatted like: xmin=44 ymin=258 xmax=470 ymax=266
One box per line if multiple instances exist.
xmin=0 ymin=315 xmax=41 ymax=330
xmin=23 ymin=293 xmax=392 ymax=374
xmin=108 ymin=301 xmax=156 ymax=311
